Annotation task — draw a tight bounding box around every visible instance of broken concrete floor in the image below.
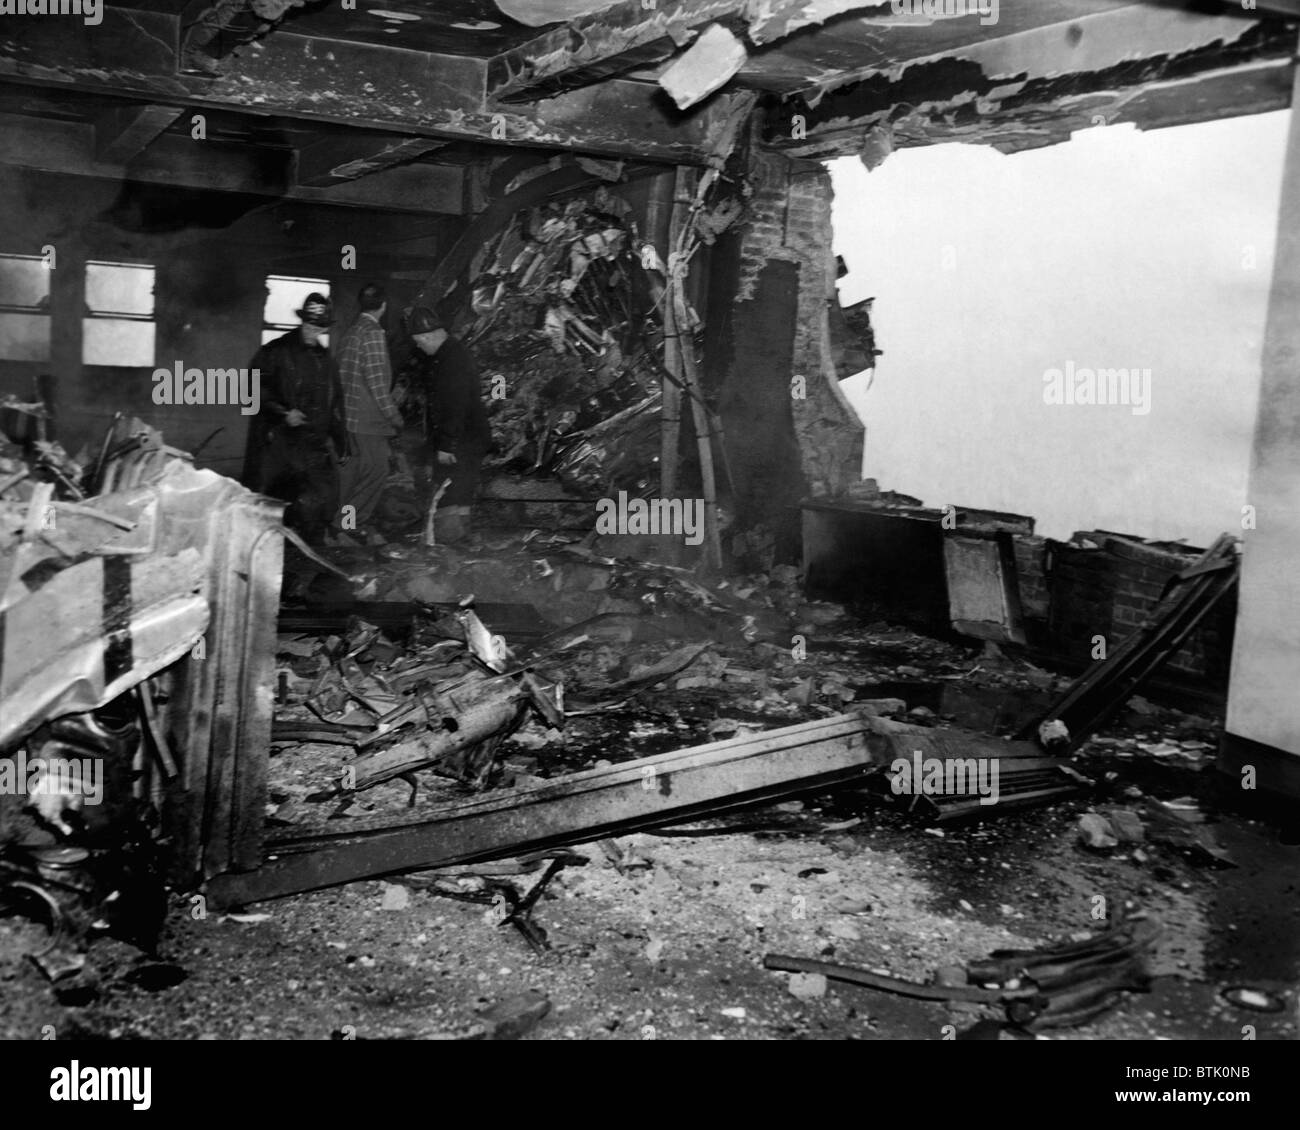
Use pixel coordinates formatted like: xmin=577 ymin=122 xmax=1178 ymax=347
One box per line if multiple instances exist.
xmin=0 ymin=792 xmax=1293 ymax=1040
xmin=1 ymin=620 xmax=1294 ymax=1041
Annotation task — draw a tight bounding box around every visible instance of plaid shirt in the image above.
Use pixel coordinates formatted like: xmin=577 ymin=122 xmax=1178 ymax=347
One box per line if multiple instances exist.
xmin=338 ymin=311 xmax=402 ymax=436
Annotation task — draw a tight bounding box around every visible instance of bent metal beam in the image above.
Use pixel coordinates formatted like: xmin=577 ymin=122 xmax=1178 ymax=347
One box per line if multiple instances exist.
xmin=203 ymin=711 xmax=893 ymax=908
xmin=0 ymin=3 xmax=744 ymax=165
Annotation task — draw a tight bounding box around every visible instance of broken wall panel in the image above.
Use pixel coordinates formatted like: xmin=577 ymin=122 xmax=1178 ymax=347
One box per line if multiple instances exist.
xmin=708 ymin=145 xmax=865 ymax=546
xmin=802 ymin=494 xmax=1237 ymax=704
xmin=0 ymin=538 xmax=209 ymax=751
xmin=0 ymin=429 xmax=285 ymax=886
xmin=943 ymin=531 xmax=1027 ymax=646
xmin=765 ymin=15 xmax=1297 ymax=158
xmin=745 ymin=151 xmax=864 ymax=501
xmin=158 ymin=479 xmax=284 ymax=883
xmin=802 ymin=501 xmax=951 ymax=628
xmin=1026 ymin=535 xmax=1239 ymax=752
xmin=1047 ymin=533 xmax=1236 ymax=695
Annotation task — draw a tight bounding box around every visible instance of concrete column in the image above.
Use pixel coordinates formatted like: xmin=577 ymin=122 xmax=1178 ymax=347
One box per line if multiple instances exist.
xmin=1222 ymin=70 xmax=1300 ymax=799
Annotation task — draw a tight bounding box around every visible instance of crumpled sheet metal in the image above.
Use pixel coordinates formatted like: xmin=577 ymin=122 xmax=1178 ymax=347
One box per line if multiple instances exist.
xmin=290 ymin=602 xmax=562 ymax=793
xmin=0 ymin=550 xmax=209 ymax=751
xmin=550 ymin=392 xmax=661 ymax=495
xmin=0 ymin=463 xmax=269 ymax=751
xmin=466 ymin=189 xmax=662 ymax=494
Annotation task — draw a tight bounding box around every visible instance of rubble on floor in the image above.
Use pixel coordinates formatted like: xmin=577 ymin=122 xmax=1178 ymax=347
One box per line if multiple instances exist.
xmin=2 ymin=436 xmax=1293 ymax=1038
xmin=1 ymin=412 xmax=284 ymax=973
xmin=766 ymin=914 xmax=1162 ymax=1035
xmin=1022 ymin=534 xmax=1239 ymax=754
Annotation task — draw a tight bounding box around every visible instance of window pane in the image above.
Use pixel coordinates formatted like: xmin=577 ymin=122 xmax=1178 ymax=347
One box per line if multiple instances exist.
xmin=265 ymin=275 xmax=329 ymax=328
xmin=0 ymin=312 xmax=51 ymax=361
xmin=0 ymin=254 xmax=50 ymax=309
xmin=86 ymin=261 xmax=154 ymax=316
xmin=83 ymin=318 xmax=155 ymax=366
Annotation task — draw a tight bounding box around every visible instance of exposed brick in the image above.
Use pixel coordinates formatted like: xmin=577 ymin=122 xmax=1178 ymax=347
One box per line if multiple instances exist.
xmin=725 ymin=147 xmax=862 ymax=501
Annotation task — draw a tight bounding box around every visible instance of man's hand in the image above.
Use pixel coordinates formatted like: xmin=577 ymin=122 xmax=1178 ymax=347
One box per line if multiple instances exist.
xmin=285 ymin=408 xmax=308 ymax=427
xmin=436 ymin=450 xmax=457 ymax=466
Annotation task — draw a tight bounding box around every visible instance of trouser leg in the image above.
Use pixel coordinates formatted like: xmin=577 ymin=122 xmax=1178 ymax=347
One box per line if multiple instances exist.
xmin=294 ymin=442 xmax=339 ymax=545
xmin=337 ymin=432 xmax=391 ymax=531
xmin=262 ymin=436 xmax=336 ymax=545
xmin=432 ymin=446 xmax=483 ymax=544
xmin=441 ymin=446 xmax=483 ymax=508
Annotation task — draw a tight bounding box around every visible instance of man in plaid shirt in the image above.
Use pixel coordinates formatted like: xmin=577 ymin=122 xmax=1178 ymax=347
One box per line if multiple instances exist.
xmin=336 ymin=282 xmax=403 ymax=540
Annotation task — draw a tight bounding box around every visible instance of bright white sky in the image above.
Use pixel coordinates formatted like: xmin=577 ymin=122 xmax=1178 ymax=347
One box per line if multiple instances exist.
xmin=830 ymin=109 xmax=1290 ymax=544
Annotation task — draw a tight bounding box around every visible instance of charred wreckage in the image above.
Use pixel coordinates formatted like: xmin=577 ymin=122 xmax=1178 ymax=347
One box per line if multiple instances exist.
xmin=0 ymin=0 xmax=1296 ymax=1047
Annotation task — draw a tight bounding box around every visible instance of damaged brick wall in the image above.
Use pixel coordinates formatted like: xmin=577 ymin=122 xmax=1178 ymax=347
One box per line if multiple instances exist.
xmin=1037 ymin=533 xmax=1234 ymax=694
xmin=738 ymin=149 xmax=863 ymax=499
xmin=1014 ymin=536 xmax=1050 ymax=623
xmin=707 ymin=146 xmax=864 ymax=546
xmin=807 ymin=503 xmax=1233 ymax=702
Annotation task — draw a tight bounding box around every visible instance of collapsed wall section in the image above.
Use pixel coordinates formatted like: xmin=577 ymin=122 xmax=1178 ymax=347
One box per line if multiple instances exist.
xmin=709 ymin=145 xmax=865 ymax=553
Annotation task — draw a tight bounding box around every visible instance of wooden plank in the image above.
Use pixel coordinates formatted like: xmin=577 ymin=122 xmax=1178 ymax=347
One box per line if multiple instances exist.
xmin=352 ymin=676 xmax=528 ymax=790
xmin=295 ymin=134 xmax=448 ymax=188
xmin=928 ymin=786 xmax=1079 ymax=822
xmin=225 ymin=495 xmax=284 ymax=872
xmin=1025 ymin=536 xmax=1238 ymax=751
xmin=94 ymin=103 xmax=183 ymax=164
xmin=203 ymin=711 xmax=889 ymax=907
xmin=158 ymin=479 xmax=284 ymax=883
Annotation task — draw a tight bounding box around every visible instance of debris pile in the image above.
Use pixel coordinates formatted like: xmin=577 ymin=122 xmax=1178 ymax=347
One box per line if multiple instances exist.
xmin=1021 ymin=534 xmax=1239 ymax=754
xmin=766 ymin=914 xmax=1161 ymax=1035
xmin=0 ymin=394 xmax=84 ymax=504
xmin=428 ymin=188 xmax=668 ymax=497
xmin=1 ymin=415 xmax=283 ymax=975
xmin=275 ymin=598 xmax=563 ymax=795
xmin=369 ymin=530 xmax=838 ymax=628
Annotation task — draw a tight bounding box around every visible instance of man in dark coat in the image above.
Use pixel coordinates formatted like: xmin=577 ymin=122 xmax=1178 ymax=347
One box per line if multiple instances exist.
xmin=405 ymin=306 xmax=491 ymax=545
xmin=241 ymin=292 xmax=347 ymax=545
